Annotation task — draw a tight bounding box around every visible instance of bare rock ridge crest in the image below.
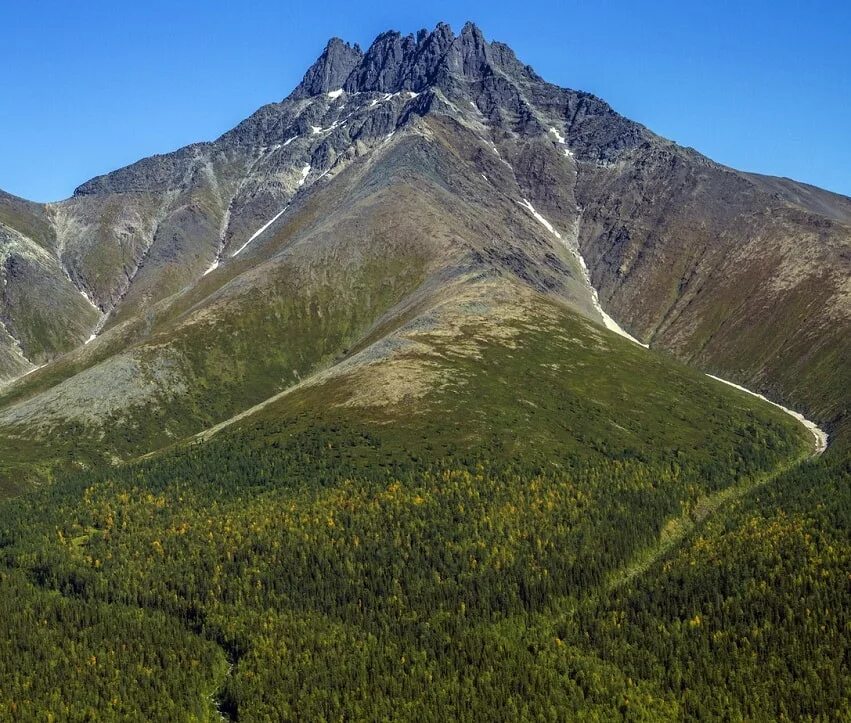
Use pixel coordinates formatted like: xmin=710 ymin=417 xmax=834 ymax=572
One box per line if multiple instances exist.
xmin=291 ymin=22 xmax=540 ymax=99
xmin=0 ymin=22 xmax=847 ymax=457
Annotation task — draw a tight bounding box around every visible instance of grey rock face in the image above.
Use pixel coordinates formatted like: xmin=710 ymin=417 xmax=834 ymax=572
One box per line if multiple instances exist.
xmin=291 ymin=38 xmax=364 ymax=99
xmin=74 ymin=144 xmax=209 ymax=196
xmin=288 ymin=22 xmax=534 ymax=99
xmin=66 ymin=22 xmax=648 ymax=206
xmin=332 ymin=22 xmax=512 ymax=95
xmin=345 ymin=30 xmax=420 ymax=92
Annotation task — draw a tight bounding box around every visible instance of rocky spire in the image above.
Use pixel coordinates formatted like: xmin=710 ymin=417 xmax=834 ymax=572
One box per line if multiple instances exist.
xmin=291 ymin=38 xmax=364 ymax=99
xmin=290 ymin=23 xmax=514 ymax=99
xmin=342 ymin=30 xmax=420 ymax=93
xmin=456 ymin=21 xmax=491 ymax=78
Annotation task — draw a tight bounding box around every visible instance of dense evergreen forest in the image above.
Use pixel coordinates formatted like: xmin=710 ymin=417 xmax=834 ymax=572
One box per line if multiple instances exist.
xmin=0 ymin=314 xmax=847 ymax=720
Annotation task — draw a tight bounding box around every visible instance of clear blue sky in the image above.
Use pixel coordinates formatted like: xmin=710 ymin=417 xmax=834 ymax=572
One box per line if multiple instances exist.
xmin=2 ymin=0 xmax=849 ymax=201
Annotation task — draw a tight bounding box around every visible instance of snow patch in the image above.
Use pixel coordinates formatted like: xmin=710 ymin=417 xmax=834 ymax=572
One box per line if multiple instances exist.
xmin=282 ymin=135 xmax=298 ymax=147
xmin=327 ymin=89 xmax=344 ymax=99
xmin=298 ymin=164 xmax=310 ymax=186
xmin=365 ymin=91 xmax=401 ymax=110
xmin=203 ymin=259 xmax=220 ymax=276
xmin=578 ymin=254 xmax=648 ymax=347
xmin=707 ymin=375 xmax=828 ymax=454
xmin=517 ymin=198 xmax=649 ymax=348
xmin=232 ymin=207 xmax=288 ymax=257
xmin=517 ymin=199 xmax=561 ymax=239
xmin=78 ymin=288 xmax=98 ymax=311
xmin=311 ymin=121 xmax=346 ymax=135
xmin=549 ymin=127 xmax=574 ymax=157
xmin=549 ymin=126 xmax=566 ymax=144
xmin=594 ymin=305 xmax=647 ymax=347
xmin=85 ymin=333 xmax=97 ymax=345
xmin=406 ymin=91 xmax=419 ymax=99
xmin=483 ymin=139 xmax=514 ymax=170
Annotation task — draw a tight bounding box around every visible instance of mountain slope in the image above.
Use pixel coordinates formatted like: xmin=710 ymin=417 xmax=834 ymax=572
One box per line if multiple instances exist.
xmin=0 ymin=191 xmax=101 ymax=377
xmin=0 ymin=23 xmax=847 ymax=452
xmin=0 ymin=111 xmax=603 ymax=490
xmin=574 ymin=140 xmax=851 ymax=429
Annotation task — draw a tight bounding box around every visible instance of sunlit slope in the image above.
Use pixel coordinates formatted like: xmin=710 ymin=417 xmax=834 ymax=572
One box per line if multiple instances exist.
xmin=0 ymin=191 xmax=101 ymax=378
xmin=0 ymin=123 xmax=593 ymax=494
xmin=0 ymin=281 xmax=815 ymax=719
xmin=0 ymin=22 xmax=845 ymax=720
xmin=0 ymin=21 xmax=847 ymax=450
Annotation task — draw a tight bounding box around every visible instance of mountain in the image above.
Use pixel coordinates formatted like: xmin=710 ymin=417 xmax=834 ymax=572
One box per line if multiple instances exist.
xmin=0 ymin=22 xmax=848 ymax=720
xmin=1 ymin=23 xmax=847 ymax=454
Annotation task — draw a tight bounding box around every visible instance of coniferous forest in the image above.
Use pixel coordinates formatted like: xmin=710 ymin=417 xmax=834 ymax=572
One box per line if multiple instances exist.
xmin=0 ymin=318 xmax=847 ymax=721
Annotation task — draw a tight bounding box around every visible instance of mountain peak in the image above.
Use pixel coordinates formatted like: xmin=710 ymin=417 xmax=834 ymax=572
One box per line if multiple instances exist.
xmin=290 ymin=22 xmax=513 ymax=100
xmin=460 ymin=20 xmax=484 ymax=38
xmin=291 ymin=37 xmax=364 ymax=99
